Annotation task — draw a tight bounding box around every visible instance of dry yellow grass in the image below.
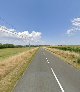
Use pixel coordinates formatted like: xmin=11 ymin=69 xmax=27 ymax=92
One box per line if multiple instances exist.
xmin=46 ymin=47 xmax=80 ymax=69
xmin=0 ymin=47 xmax=38 ymax=92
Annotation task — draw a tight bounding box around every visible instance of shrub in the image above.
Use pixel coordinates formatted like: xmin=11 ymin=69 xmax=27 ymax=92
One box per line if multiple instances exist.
xmin=77 ymin=58 xmax=80 ymax=64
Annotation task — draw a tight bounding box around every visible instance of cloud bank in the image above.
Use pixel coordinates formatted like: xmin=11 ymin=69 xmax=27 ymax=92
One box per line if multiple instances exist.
xmin=0 ymin=25 xmax=42 ymax=45
xmin=67 ymin=17 xmax=80 ymax=35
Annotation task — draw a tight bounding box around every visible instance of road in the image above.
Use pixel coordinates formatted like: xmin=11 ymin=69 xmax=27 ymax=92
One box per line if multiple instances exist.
xmin=13 ymin=48 xmax=80 ymax=92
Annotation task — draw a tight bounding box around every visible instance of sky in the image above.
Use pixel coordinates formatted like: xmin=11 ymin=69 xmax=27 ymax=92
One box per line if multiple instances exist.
xmin=0 ymin=0 xmax=80 ymax=45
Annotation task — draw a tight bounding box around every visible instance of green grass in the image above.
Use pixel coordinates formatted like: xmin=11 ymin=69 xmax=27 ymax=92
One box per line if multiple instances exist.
xmin=0 ymin=48 xmax=39 ymax=92
xmin=0 ymin=47 xmax=33 ymax=61
xmin=49 ymin=46 xmax=80 ymax=53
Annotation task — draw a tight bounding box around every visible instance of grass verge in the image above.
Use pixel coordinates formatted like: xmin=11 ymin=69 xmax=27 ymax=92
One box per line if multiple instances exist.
xmin=46 ymin=47 xmax=80 ymax=69
xmin=0 ymin=47 xmax=39 ymax=92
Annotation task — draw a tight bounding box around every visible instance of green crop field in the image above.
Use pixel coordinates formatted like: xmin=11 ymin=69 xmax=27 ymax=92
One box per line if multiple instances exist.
xmin=0 ymin=47 xmax=32 ymax=61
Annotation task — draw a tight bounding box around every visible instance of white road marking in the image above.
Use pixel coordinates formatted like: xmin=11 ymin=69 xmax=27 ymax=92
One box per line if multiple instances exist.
xmin=46 ymin=58 xmax=47 ymax=60
xmin=47 ymin=60 xmax=49 ymax=62
xmin=48 ymin=62 xmax=50 ymax=63
xmin=51 ymin=68 xmax=64 ymax=92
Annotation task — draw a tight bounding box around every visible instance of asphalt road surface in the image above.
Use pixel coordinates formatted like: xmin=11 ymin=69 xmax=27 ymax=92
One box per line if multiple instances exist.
xmin=13 ymin=48 xmax=80 ymax=92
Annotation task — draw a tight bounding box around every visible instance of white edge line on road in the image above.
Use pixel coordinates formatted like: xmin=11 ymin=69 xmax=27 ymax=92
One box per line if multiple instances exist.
xmin=51 ymin=68 xmax=64 ymax=92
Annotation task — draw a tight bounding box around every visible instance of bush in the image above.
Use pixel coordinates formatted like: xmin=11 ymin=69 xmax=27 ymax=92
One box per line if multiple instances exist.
xmin=77 ymin=58 xmax=80 ymax=64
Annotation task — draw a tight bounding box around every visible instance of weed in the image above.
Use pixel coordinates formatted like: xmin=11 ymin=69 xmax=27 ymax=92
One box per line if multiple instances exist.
xmin=77 ymin=58 xmax=80 ymax=64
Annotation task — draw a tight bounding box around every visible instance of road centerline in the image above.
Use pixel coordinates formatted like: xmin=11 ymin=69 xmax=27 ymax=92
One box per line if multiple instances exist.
xmin=47 ymin=60 xmax=48 ymax=62
xmin=51 ymin=68 xmax=64 ymax=92
xmin=48 ymin=62 xmax=50 ymax=63
xmin=46 ymin=58 xmax=47 ymax=60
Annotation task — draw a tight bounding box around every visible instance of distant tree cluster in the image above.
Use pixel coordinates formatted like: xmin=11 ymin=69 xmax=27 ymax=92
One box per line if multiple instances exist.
xmin=0 ymin=44 xmax=24 ymax=49
xmin=0 ymin=44 xmax=15 ymax=49
xmin=0 ymin=44 xmax=40 ymax=49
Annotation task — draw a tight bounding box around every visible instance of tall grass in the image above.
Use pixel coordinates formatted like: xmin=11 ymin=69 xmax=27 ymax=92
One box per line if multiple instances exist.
xmin=46 ymin=47 xmax=80 ymax=69
xmin=49 ymin=46 xmax=80 ymax=53
xmin=0 ymin=47 xmax=38 ymax=92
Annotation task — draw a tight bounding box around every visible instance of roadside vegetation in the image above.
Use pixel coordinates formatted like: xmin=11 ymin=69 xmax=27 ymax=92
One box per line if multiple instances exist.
xmin=0 ymin=47 xmax=39 ymax=92
xmin=50 ymin=46 xmax=80 ymax=53
xmin=46 ymin=46 xmax=80 ymax=69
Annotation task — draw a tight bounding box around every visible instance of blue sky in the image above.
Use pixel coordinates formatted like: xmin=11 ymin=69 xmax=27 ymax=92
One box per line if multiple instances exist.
xmin=0 ymin=0 xmax=80 ymax=45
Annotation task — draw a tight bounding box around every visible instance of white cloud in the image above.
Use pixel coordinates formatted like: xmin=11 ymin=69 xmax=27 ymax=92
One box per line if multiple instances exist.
xmin=67 ymin=17 xmax=80 ymax=35
xmin=0 ymin=25 xmax=42 ymax=45
xmin=18 ymin=31 xmax=42 ymax=42
xmin=67 ymin=29 xmax=75 ymax=35
xmin=72 ymin=18 xmax=80 ymax=27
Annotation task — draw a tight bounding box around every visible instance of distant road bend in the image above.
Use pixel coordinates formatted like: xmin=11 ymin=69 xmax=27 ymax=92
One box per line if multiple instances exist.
xmin=13 ymin=48 xmax=80 ymax=92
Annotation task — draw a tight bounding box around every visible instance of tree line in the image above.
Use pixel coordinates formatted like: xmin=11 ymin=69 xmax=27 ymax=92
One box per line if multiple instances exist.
xmin=0 ymin=44 xmax=24 ymax=49
xmin=0 ymin=43 xmax=40 ymax=49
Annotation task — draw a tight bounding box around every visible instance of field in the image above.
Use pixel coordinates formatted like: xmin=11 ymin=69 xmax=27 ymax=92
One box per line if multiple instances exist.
xmin=0 ymin=48 xmax=31 ymax=61
xmin=49 ymin=46 xmax=80 ymax=53
xmin=46 ymin=46 xmax=80 ymax=69
xmin=0 ymin=47 xmax=38 ymax=92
